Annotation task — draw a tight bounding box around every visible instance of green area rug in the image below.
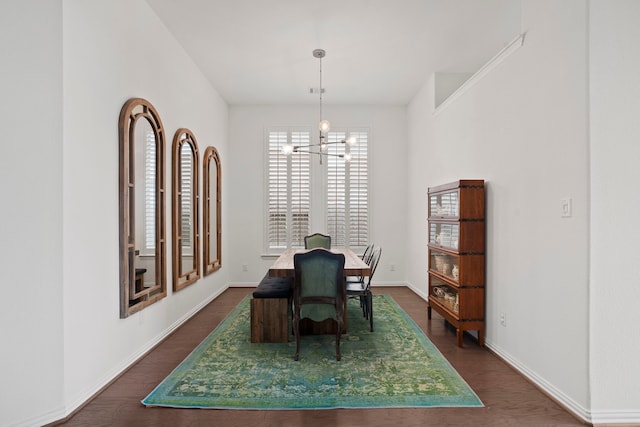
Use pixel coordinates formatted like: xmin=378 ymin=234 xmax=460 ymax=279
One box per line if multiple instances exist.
xmin=142 ymin=294 xmax=482 ymax=409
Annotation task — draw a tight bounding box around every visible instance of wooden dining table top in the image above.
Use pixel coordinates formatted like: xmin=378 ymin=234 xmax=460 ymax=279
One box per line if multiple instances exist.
xmin=268 ymin=248 xmax=370 ymax=278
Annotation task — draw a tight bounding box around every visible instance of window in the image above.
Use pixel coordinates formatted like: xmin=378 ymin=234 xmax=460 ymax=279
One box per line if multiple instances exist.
xmin=267 ymin=130 xmax=311 ymax=250
xmin=265 ymin=127 xmax=369 ymax=252
xmin=326 ymin=130 xmax=369 ymax=249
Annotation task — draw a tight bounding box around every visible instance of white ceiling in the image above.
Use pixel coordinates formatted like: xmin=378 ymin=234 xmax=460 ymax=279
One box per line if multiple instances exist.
xmin=146 ymin=0 xmax=521 ymax=106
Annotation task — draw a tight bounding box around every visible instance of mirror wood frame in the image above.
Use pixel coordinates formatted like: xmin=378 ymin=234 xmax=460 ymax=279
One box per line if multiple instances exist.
xmin=203 ymin=146 xmax=222 ymax=275
xmin=118 ymin=98 xmax=167 ymax=318
xmin=172 ymin=128 xmax=201 ymax=291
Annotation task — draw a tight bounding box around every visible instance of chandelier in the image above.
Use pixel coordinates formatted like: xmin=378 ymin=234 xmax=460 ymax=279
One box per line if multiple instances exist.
xmin=282 ymin=49 xmax=357 ymax=163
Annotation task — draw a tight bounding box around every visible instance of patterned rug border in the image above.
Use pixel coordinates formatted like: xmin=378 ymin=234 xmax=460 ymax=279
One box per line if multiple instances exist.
xmin=142 ymin=294 xmax=483 ymax=410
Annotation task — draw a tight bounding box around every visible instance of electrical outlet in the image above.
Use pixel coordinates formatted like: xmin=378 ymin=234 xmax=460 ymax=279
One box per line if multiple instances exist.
xmin=500 ymin=313 xmax=506 ymax=327
xmin=242 ymin=264 xmax=248 ymax=272
xmin=390 ymin=264 xmax=396 ymax=272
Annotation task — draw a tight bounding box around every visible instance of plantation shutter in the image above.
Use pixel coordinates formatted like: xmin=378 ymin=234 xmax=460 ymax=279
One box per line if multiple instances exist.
xmin=327 ymin=132 xmax=347 ymax=247
xmin=327 ymin=130 xmax=369 ymax=249
xmin=290 ymin=132 xmax=310 ymax=248
xmin=267 ymin=131 xmax=288 ymax=249
xmin=267 ymin=130 xmax=311 ymax=251
xmin=347 ymin=131 xmax=369 ymax=247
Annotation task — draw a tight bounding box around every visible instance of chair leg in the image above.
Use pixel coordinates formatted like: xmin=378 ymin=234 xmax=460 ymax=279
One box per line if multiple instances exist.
xmin=289 ymin=295 xmax=294 ymax=335
xmin=336 ymin=314 xmax=342 ymax=361
xmin=362 ymin=294 xmax=370 ymax=319
xmin=293 ymin=311 xmax=301 ymax=361
xmin=368 ymin=293 xmax=374 ymax=332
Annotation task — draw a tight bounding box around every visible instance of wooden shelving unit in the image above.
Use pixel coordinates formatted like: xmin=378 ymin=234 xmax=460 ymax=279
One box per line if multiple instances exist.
xmin=427 ymin=180 xmax=485 ymax=347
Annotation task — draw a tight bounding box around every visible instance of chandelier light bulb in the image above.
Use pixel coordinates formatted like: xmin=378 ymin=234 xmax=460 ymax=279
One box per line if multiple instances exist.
xmin=282 ymin=144 xmax=294 ymax=155
xmin=319 ymin=119 xmax=331 ymax=133
xmin=345 ymin=136 xmax=358 ymax=145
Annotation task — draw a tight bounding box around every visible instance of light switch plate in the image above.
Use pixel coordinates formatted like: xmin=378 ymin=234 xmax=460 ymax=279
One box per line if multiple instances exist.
xmin=561 ymin=197 xmax=572 ymax=218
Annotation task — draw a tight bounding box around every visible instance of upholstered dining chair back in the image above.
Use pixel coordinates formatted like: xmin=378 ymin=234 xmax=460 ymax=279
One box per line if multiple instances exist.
xmin=293 ymin=248 xmax=345 ymax=361
xmin=304 ymin=233 xmax=331 ymax=249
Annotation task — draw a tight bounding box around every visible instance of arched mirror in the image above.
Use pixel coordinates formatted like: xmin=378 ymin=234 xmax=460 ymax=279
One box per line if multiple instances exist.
xmin=203 ymin=146 xmax=221 ymax=275
xmin=172 ymin=128 xmax=200 ymax=291
xmin=119 ymin=98 xmax=166 ymax=318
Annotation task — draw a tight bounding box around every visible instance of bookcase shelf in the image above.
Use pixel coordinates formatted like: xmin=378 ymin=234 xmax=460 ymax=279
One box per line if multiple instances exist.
xmin=427 ymin=180 xmax=485 ymax=347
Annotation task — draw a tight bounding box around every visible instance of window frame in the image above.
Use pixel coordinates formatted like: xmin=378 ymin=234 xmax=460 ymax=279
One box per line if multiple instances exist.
xmin=264 ymin=127 xmax=312 ymax=254
xmin=264 ymin=126 xmax=371 ymax=254
xmin=324 ymin=128 xmax=370 ymax=253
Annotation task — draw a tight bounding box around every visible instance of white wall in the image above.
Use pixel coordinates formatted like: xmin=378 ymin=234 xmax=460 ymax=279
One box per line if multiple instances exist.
xmin=589 ymin=1 xmax=640 ymax=424
xmin=60 ymin=0 xmax=229 ymax=425
xmin=227 ymin=105 xmax=407 ymax=286
xmin=6 ymin=0 xmax=640 ymax=425
xmin=0 ymin=1 xmax=64 ymax=425
xmin=408 ymin=0 xmax=591 ymax=420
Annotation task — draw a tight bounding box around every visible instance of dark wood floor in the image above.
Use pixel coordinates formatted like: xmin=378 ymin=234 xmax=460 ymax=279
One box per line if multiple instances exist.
xmin=54 ymin=287 xmax=587 ymax=427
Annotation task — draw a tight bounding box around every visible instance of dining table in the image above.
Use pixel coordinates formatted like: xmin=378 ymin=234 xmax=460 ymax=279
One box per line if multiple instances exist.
xmin=268 ymin=247 xmax=370 ymax=334
xmin=268 ymin=247 xmax=370 ymax=279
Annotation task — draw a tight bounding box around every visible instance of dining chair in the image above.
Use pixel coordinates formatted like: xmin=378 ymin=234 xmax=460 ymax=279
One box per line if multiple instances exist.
xmin=346 ymin=243 xmax=375 ymax=304
xmin=346 ymin=243 xmax=374 ymax=286
xmin=346 ymin=246 xmax=381 ymax=332
xmin=293 ymin=248 xmax=345 ymax=361
xmin=360 ymin=243 xmax=374 ymax=261
xmin=304 ymin=233 xmax=331 ymax=249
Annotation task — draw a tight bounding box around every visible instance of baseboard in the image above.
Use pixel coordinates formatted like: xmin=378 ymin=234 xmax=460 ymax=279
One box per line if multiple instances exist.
xmin=405 ymin=282 xmax=429 ymax=301
xmin=43 ymin=281 xmax=638 ymax=427
xmin=405 ymin=282 xmax=640 ymax=425
xmin=589 ymin=410 xmax=640 ymax=426
xmin=44 ymin=284 xmax=231 ymax=426
xmin=370 ymin=280 xmax=411 ymax=288
xmin=230 ymin=281 xmax=413 ymax=289
xmin=229 ymin=282 xmax=260 ymax=287
xmin=485 ymin=340 xmax=592 ymax=425
xmin=17 ymin=407 xmax=65 ymax=427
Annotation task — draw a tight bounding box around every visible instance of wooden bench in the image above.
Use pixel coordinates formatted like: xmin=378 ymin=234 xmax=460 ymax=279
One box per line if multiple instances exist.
xmin=250 ymin=274 xmax=292 ymax=343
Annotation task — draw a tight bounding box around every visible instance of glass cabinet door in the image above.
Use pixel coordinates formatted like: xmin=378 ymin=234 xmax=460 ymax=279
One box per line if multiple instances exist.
xmin=430 ymin=276 xmax=459 ymax=314
xmin=429 ymin=249 xmax=459 ymax=281
xmin=429 ymin=222 xmax=459 ymax=249
xmin=429 ymin=190 xmax=459 ymax=217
